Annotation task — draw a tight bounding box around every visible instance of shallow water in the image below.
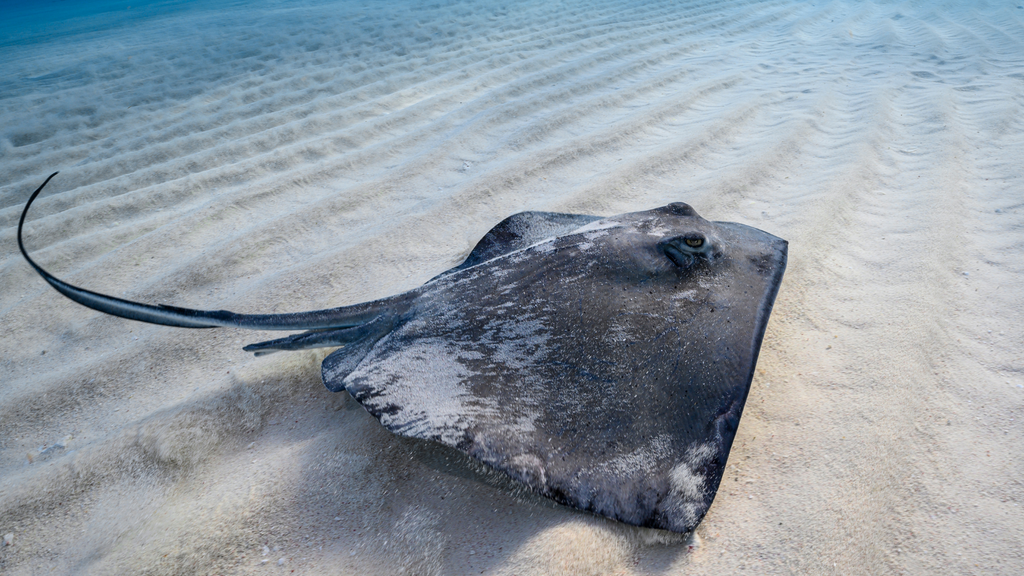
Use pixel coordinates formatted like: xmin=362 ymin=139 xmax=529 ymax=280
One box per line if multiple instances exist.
xmin=2 ymin=1 xmax=1023 ymax=574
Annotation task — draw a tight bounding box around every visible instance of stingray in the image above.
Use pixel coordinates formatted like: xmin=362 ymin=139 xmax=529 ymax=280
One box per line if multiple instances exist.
xmin=18 ymin=172 xmax=787 ymax=533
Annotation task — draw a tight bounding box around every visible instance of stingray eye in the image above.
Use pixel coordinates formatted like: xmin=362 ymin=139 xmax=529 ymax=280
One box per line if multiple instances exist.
xmin=660 ymin=233 xmax=712 ymax=268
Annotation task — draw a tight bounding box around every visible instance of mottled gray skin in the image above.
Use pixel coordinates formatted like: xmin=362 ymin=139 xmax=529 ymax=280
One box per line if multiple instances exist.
xmin=322 ymin=204 xmax=787 ymax=533
xmin=19 ymin=173 xmax=786 ymax=533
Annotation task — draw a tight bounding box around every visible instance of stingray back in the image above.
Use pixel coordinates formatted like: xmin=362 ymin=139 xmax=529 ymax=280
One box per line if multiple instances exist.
xmin=327 ymin=210 xmax=786 ymax=533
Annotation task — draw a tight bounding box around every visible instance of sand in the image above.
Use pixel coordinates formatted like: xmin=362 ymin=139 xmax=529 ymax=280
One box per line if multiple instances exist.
xmin=1 ymin=0 xmax=1022 ymax=573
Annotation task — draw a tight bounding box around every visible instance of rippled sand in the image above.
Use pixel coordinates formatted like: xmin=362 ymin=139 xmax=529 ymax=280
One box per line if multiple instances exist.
xmin=2 ymin=0 xmax=1022 ymax=573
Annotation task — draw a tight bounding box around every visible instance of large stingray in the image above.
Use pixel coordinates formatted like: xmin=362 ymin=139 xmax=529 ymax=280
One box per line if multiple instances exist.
xmin=18 ymin=172 xmax=787 ymax=533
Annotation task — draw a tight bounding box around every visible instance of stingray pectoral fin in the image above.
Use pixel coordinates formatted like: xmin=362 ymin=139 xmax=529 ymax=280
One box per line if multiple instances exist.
xmin=442 ymin=211 xmax=602 ymax=277
xmin=18 ymin=172 xmax=390 ymax=331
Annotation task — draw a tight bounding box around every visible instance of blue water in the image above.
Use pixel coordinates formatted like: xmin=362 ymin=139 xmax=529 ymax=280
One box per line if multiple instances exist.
xmin=1 ymin=0 xmax=214 ymax=46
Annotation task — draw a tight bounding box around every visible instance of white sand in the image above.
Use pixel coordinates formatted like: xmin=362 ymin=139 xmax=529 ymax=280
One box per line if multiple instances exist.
xmin=2 ymin=0 xmax=1023 ymax=573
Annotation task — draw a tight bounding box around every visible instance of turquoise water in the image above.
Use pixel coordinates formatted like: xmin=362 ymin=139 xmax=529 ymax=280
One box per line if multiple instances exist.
xmin=1 ymin=0 xmax=218 ymax=46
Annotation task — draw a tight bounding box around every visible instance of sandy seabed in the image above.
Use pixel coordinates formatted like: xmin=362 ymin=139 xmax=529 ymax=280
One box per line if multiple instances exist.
xmin=1 ymin=0 xmax=1023 ymax=574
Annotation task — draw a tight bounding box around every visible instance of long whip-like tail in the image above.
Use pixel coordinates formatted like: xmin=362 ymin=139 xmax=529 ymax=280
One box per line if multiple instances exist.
xmin=18 ymin=172 xmax=386 ymax=332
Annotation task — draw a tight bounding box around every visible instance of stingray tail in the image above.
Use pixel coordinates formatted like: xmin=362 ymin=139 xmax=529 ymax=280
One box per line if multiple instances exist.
xmin=18 ymin=172 xmax=394 ymax=336
xmin=243 ymin=316 xmax=392 ymax=356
